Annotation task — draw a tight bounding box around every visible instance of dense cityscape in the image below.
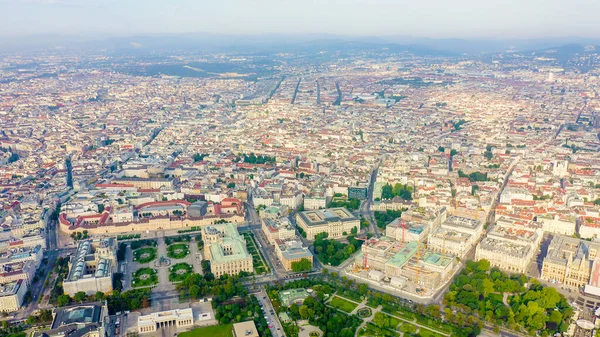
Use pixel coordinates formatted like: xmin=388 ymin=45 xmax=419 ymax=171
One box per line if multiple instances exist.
xmin=1 ymin=36 xmax=600 ymax=337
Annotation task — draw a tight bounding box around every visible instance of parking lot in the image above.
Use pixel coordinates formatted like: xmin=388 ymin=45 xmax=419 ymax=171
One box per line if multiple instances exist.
xmin=255 ymin=289 xmax=284 ymax=337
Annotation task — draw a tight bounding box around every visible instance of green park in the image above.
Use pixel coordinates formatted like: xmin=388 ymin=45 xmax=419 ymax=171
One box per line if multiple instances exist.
xmin=132 ymin=268 xmax=158 ymax=288
xmin=167 ymin=243 xmax=190 ymax=259
xmin=133 ymin=247 xmax=157 ymax=264
xmin=169 ymin=263 xmax=193 ymax=282
xmin=179 ymin=323 xmax=233 ymax=337
xmin=242 ymin=232 xmax=269 ymax=274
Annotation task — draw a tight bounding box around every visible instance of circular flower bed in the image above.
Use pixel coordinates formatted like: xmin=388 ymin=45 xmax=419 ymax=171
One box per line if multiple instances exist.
xmin=357 ymin=307 xmax=372 ymax=318
xmin=133 ymin=247 xmax=157 ymax=264
xmin=169 ymin=263 xmax=193 ymax=282
xmin=167 ymin=243 xmax=190 ymax=259
xmin=132 ymin=267 xmax=158 ymax=287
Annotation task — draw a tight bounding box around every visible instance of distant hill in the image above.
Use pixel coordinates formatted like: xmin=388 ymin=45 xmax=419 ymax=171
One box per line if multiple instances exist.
xmin=1 ymin=33 xmax=600 ymax=56
xmin=515 ymin=43 xmax=599 ymax=62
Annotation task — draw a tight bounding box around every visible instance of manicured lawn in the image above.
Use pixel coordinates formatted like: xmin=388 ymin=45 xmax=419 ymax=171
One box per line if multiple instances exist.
xmin=358 ymin=322 xmax=399 ymax=337
xmin=381 ymin=303 xmax=415 ymax=320
xmin=337 ymin=291 xmax=362 ymax=303
xmin=133 ymin=247 xmax=157 ymax=264
xmin=329 ymin=296 xmax=358 ymax=313
xmin=418 ymin=329 xmax=446 ymax=337
xmin=167 ymin=243 xmax=190 ymax=259
xmin=131 ymin=267 xmax=158 ymax=288
xmin=169 ymin=262 xmax=193 ymax=282
xmin=242 ymin=232 xmax=269 ymax=274
xmin=178 ymin=323 xmax=233 ymax=337
xmin=388 ymin=315 xmax=401 ymax=329
xmin=415 ymin=316 xmax=453 ymax=334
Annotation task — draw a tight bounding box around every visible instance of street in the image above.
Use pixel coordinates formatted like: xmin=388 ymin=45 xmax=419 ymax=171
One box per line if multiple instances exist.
xmin=255 ymin=289 xmax=285 ymax=337
xmin=359 ymin=164 xmax=380 ymax=236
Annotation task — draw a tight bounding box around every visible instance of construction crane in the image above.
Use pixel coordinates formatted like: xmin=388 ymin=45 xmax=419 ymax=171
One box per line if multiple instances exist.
xmin=442 ymin=235 xmax=446 ymax=254
xmin=401 ymin=219 xmax=407 ymax=243
xmin=363 ymin=238 xmax=377 ymax=270
xmin=415 ymin=243 xmax=424 ymax=286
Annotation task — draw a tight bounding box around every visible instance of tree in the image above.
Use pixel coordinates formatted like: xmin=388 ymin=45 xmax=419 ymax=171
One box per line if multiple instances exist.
xmin=381 ymin=184 xmax=394 ymax=199
xmin=351 ymin=226 xmax=358 ymax=235
xmin=192 ymin=153 xmax=208 ymax=162
xmin=291 ymin=258 xmax=312 ymax=272
xmin=189 ymin=285 xmax=201 ymax=299
xmin=299 ymin=305 xmax=309 ymax=319
xmin=372 ymin=312 xmax=390 ymax=329
xmin=74 ymin=291 xmax=87 ymax=303
xmin=484 ymin=147 xmax=494 ymax=160
xmin=358 ymin=283 xmax=369 ymax=295
xmin=95 ymin=291 xmax=105 ymax=301
xmin=39 ymin=309 xmax=52 ymax=322
xmin=57 ymin=294 xmax=71 ymax=306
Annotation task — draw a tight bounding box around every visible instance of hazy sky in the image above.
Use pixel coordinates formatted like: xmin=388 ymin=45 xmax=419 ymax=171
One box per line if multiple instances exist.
xmin=0 ymin=0 xmax=597 ymax=38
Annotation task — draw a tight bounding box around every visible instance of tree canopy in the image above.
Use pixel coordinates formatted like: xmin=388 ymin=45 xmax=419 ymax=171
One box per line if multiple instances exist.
xmin=444 ymin=259 xmax=572 ymax=335
xmin=313 ymin=234 xmax=363 ymax=266
xmin=381 ymin=183 xmax=412 ymax=200
xmin=291 ymin=258 xmax=313 ymax=272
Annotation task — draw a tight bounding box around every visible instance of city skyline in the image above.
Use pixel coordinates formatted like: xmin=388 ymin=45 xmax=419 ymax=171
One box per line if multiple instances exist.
xmin=1 ymin=1 xmax=599 ymax=336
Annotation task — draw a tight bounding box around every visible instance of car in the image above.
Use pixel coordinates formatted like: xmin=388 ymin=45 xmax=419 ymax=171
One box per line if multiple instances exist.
xmin=268 ymin=325 xmax=273 ymax=328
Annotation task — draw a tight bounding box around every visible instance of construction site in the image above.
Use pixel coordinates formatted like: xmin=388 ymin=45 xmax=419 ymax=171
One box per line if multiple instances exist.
xmin=346 ymin=218 xmax=458 ymax=298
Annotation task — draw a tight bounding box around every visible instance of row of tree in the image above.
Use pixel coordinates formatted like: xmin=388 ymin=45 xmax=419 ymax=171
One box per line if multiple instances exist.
xmin=328 ymin=197 xmax=360 ymax=210
xmin=214 ymin=295 xmax=272 ymax=337
xmin=313 ymin=233 xmax=362 ymax=266
xmin=281 ymin=290 xmax=361 ymax=337
xmin=175 ymin=272 xmax=247 ymax=303
xmin=373 ymin=209 xmax=403 ymax=230
xmin=232 ymin=153 xmax=276 ymax=164
xmin=381 ymin=183 xmax=413 ymax=200
xmin=458 ymin=170 xmax=489 ymax=182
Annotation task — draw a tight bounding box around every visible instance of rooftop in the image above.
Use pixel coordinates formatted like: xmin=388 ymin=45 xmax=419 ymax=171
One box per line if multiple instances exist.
xmin=51 ymin=303 xmax=104 ymax=329
xmin=478 ymin=237 xmax=532 ymax=258
xmin=0 ymin=279 xmax=23 ymax=297
xmin=279 ymin=288 xmax=310 ymax=306
xmin=297 ymin=207 xmax=357 ymax=226
xmin=277 ymin=240 xmax=313 ymax=260
xmin=232 ymin=321 xmax=259 ymax=337
xmin=138 ymin=308 xmax=193 ymax=327
xmin=442 ymin=215 xmax=482 ymax=231
xmin=386 ymin=241 xmax=419 ymax=268
xmin=430 ymin=227 xmax=473 ymax=243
